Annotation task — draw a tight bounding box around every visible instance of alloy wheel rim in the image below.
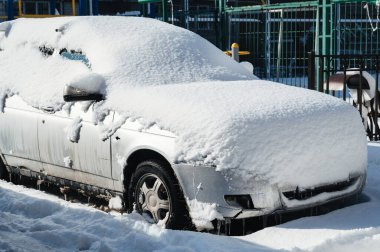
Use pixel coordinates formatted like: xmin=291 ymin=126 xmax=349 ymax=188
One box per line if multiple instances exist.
xmin=136 ymin=173 xmax=171 ymax=226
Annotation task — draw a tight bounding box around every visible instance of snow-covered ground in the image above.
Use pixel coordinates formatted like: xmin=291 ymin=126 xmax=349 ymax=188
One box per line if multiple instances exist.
xmin=1 ymin=142 xmax=379 ymax=252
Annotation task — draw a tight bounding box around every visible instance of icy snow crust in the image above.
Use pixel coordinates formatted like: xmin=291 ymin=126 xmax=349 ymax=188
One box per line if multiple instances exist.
xmin=0 ymin=17 xmax=367 ymax=188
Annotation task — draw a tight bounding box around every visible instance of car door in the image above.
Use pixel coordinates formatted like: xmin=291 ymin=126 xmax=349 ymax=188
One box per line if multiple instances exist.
xmin=0 ymin=96 xmax=42 ymax=172
xmin=37 ymin=102 xmax=114 ymax=190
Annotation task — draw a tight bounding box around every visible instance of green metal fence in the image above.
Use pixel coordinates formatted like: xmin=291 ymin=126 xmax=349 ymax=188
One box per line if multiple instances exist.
xmin=223 ymin=0 xmax=380 ymax=87
xmin=333 ymin=1 xmax=380 ymax=58
xmin=226 ymin=2 xmax=318 ymax=87
xmin=136 ymin=0 xmax=380 ymax=87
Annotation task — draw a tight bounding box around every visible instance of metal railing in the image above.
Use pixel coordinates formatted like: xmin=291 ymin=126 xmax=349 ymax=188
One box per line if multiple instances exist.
xmin=308 ymin=52 xmax=380 ymax=140
xmin=222 ymin=1 xmax=380 ymax=88
xmin=226 ymin=2 xmax=318 ymax=88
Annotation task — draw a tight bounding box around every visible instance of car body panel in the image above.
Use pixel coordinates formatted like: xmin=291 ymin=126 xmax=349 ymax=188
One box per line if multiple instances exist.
xmin=0 ymin=97 xmax=42 ymax=172
xmin=110 ymin=113 xmax=177 ymax=192
xmin=38 ymin=104 xmax=113 ymax=180
xmin=0 ymin=94 xmax=368 ymax=222
xmin=173 ymin=163 xmax=366 ymax=219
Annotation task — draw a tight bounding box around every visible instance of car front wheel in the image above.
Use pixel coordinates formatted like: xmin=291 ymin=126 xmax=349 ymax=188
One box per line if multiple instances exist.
xmin=129 ymin=160 xmax=192 ymax=230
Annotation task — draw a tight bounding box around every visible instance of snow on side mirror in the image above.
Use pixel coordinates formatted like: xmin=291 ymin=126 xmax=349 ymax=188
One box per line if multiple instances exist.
xmin=63 ymin=73 xmax=106 ymax=102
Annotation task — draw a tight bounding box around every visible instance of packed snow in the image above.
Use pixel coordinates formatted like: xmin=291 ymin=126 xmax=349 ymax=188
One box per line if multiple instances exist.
xmin=67 ymin=73 xmax=106 ymax=96
xmin=108 ymin=196 xmax=123 ymax=211
xmin=63 ymin=156 xmax=72 ymax=168
xmin=186 ymin=198 xmax=224 ymax=231
xmin=0 ymin=17 xmax=366 ymax=188
xmin=0 ymin=143 xmax=379 ymax=252
xmin=65 ymin=116 xmax=83 ymax=143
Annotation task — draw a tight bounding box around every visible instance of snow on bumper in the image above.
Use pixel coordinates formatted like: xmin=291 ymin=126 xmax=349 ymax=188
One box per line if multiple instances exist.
xmin=173 ymin=164 xmax=366 ymax=222
xmin=279 ymin=173 xmax=366 ymax=210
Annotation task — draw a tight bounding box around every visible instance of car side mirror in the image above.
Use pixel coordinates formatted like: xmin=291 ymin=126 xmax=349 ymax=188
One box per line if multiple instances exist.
xmin=63 ymin=73 xmax=106 ymax=102
xmin=63 ymin=86 xmax=104 ymax=102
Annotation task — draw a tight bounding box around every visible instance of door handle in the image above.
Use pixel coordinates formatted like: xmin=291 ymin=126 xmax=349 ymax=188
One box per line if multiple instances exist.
xmin=41 ymin=106 xmax=55 ymax=113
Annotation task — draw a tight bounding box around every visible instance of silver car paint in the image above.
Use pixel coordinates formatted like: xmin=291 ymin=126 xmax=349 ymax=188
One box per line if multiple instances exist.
xmin=110 ymin=112 xmax=177 ymax=192
xmin=173 ymin=163 xmax=366 ymax=219
xmin=0 ymin=96 xmax=177 ymax=193
xmin=38 ymin=104 xmax=114 ymax=189
xmin=0 ymin=99 xmax=42 ymax=172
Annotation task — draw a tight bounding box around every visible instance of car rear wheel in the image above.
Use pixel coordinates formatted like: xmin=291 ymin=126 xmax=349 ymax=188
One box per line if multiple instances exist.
xmin=0 ymin=158 xmax=8 ymax=181
xmin=129 ymin=160 xmax=192 ymax=230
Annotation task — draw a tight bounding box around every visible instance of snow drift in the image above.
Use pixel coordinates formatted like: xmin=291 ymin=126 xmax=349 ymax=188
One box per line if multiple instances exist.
xmin=0 ymin=17 xmax=367 ymax=188
xmin=1 ymin=143 xmax=380 ymax=251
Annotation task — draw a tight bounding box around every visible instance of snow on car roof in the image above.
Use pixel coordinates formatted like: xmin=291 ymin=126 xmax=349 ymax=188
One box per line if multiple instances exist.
xmin=0 ymin=17 xmax=366 ymax=187
xmin=0 ymin=16 xmax=254 ymax=108
xmin=0 ymin=16 xmax=254 ymax=85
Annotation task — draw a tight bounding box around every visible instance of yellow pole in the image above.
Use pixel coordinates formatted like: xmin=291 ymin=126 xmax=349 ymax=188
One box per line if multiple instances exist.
xmin=231 ymin=43 xmax=239 ymax=62
xmin=72 ymin=0 xmax=76 ymax=16
xmin=18 ymin=0 xmax=22 ymax=17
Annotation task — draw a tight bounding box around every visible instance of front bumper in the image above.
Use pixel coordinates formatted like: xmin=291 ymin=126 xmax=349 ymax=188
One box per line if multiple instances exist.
xmin=173 ymin=164 xmax=367 ymax=220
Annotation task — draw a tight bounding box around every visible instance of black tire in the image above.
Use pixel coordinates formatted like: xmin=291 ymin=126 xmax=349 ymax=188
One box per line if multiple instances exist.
xmin=0 ymin=157 xmax=8 ymax=181
xmin=128 ymin=160 xmax=193 ymax=230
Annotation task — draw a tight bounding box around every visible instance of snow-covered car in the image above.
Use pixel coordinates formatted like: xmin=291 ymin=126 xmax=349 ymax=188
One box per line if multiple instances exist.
xmin=0 ymin=17 xmax=367 ymax=231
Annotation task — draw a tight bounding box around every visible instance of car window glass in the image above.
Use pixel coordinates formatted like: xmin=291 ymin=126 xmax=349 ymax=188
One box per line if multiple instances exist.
xmin=60 ymin=49 xmax=91 ymax=69
xmin=39 ymin=46 xmax=91 ymax=69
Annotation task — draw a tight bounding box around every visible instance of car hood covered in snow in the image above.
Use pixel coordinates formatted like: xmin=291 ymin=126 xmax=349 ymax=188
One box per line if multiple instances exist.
xmin=0 ymin=17 xmax=367 ymax=188
xmin=106 ymin=80 xmax=367 ymax=188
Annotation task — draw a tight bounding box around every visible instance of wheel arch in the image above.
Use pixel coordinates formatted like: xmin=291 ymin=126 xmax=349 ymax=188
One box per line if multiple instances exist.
xmin=123 ymin=148 xmax=180 ymax=210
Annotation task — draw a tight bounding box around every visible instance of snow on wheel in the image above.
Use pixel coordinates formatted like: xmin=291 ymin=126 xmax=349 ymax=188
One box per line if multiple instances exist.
xmin=130 ymin=160 xmax=191 ymax=230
